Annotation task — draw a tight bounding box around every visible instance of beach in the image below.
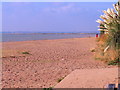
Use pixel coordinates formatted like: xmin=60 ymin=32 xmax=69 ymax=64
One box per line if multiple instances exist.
xmin=2 ymin=37 xmax=116 ymax=88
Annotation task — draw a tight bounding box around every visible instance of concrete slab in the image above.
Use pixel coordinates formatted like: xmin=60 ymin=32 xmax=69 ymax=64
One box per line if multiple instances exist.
xmin=55 ymin=68 xmax=118 ymax=88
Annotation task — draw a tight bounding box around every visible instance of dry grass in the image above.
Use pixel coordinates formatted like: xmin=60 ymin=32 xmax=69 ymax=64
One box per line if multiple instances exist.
xmin=95 ymin=38 xmax=120 ymax=65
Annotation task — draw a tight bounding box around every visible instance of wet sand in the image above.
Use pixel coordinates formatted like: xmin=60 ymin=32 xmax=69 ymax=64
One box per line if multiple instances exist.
xmin=2 ymin=37 xmax=115 ymax=88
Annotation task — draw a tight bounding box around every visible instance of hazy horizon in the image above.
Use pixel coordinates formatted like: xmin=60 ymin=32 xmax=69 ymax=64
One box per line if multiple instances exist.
xmin=2 ymin=2 xmax=116 ymax=33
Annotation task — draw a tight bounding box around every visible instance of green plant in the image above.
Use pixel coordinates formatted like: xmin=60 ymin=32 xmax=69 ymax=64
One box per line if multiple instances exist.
xmin=108 ymin=58 xmax=120 ymax=65
xmin=22 ymin=51 xmax=30 ymax=54
xmin=96 ymin=1 xmax=120 ymax=63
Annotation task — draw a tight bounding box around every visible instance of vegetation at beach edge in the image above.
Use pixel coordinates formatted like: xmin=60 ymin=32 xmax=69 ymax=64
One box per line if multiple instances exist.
xmin=95 ymin=1 xmax=120 ymax=65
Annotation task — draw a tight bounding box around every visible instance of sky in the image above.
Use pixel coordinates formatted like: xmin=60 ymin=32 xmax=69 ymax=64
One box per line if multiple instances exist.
xmin=2 ymin=2 xmax=116 ymax=33
xmin=1 ymin=0 xmax=118 ymax=2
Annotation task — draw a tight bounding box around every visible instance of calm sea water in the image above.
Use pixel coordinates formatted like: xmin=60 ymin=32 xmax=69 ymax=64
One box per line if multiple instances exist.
xmin=2 ymin=33 xmax=96 ymax=42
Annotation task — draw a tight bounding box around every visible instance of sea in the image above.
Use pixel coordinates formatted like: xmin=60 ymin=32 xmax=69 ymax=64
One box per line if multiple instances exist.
xmin=2 ymin=33 xmax=96 ymax=42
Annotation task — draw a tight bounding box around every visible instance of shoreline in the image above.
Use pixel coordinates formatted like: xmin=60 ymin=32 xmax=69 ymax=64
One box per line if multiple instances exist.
xmin=2 ymin=37 xmax=95 ymax=43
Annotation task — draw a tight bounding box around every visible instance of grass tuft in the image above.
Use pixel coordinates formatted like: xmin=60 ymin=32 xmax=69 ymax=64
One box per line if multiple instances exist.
xmin=57 ymin=77 xmax=65 ymax=83
xmin=22 ymin=51 xmax=30 ymax=54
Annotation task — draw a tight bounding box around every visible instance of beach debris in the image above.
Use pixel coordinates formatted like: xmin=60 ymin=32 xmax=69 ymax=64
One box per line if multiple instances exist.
xmin=118 ymin=84 xmax=120 ymax=90
xmin=106 ymin=84 xmax=115 ymax=89
xmin=105 ymin=84 xmax=120 ymax=89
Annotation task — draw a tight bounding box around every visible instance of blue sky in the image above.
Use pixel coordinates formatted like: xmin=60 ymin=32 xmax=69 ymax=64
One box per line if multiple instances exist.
xmin=1 ymin=0 xmax=118 ymax=2
xmin=2 ymin=2 xmax=116 ymax=33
